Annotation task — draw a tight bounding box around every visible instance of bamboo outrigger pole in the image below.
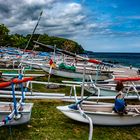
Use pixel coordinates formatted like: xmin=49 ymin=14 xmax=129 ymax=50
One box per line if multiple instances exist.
xmin=23 ymin=11 xmax=43 ymax=52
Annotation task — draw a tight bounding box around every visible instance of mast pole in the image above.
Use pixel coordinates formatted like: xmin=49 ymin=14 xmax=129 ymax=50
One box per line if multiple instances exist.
xmin=24 ymin=11 xmax=43 ymax=52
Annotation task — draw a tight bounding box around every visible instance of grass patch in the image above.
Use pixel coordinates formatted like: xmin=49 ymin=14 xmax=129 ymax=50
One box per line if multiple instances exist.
xmin=0 ymin=70 xmax=140 ymax=140
xmin=0 ymin=100 xmax=140 ymax=140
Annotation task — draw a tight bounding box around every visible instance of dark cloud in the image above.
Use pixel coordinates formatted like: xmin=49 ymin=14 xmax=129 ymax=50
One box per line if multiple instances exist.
xmin=0 ymin=4 xmax=11 ymax=16
xmin=0 ymin=0 xmax=140 ymax=40
xmin=0 ymin=0 xmax=87 ymax=38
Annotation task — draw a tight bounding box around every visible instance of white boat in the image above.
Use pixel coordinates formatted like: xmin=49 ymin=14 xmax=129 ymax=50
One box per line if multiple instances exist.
xmin=0 ymin=102 xmax=33 ymax=126
xmin=33 ymin=41 xmax=114 ymax=81
xmin=0 ymin=77 xmax=34 ymax=126
xmin=57 ymin=76 xmax=140 ymax=126
xmin=57 ymin=103 xmax=140 ymax=126
xmin=20 ymin=59 xmax=47 ymax=69
xmin=20 ymin=58 xmax=113 ymax=81
xmin=63 ymin=77 xmax=140 ymax=97
xmin=84 ymin=77 xmax=140 ymax=97
xmin=40 ymin=65 xmax=113 ymax=81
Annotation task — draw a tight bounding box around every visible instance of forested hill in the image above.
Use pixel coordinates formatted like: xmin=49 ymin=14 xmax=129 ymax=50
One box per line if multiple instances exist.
xmin=0 ymin=24 xmax=84 ymax=53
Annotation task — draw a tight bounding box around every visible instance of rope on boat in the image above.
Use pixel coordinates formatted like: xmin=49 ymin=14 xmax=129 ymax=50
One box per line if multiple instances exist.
xmin=0 ymin=74 xmax=27 ymax=126
xmin=0 ymin=102 xmax=23 ymax=127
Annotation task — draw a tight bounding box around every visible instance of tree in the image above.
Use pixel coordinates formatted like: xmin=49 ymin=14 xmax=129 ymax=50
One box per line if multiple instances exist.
xmin=10 ymin=34 xmax=27 ymax=48
xmin=0 ymin=24 xmax=85 ymax=53
xmin=0 ymin=24 xmax=10 ymax=46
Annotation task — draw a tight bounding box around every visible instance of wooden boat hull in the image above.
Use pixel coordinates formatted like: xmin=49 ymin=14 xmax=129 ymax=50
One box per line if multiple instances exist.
xmin=57 ymin=105 xmax=140 ymax=126
xmin=0 ymin=102 xmax=33 ymax=126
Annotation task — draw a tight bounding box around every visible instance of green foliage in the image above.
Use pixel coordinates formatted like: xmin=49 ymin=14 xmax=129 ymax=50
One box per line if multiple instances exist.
xmin=0 ymin=24 xmax=84 ymax=53
xmin=33 ymin=34 xmax=84 ymax=53
xmin=10 ymin=34 xmax=27 ymax=48
xmin=0 ymin=24 xmax=9 ymax=35
xmin=0 ymin=24 xmax=10 ymax=46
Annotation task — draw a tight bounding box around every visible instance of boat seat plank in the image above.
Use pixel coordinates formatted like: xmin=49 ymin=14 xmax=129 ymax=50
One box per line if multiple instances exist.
xmin=81 ymin=105 xmax=140 ymax=113
xmin=0 ymin=104 xmax=32 ymax=112
xmin=0 ymin=105 xmax=13 ymax=111
xmin=81 ymin=106 xmax=113 ymax=112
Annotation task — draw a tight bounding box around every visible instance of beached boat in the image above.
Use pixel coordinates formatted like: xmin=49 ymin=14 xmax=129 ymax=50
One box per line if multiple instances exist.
xmin=0 ymin=102 xmax=33 ymax=126
xmin=20 ymin=56 xmax=113 ymax=81
xmin=57 ymin=75 xmax=140 ymax=126
xmin=57 ymin=103 xmax=140 ymax=126
xmin=33 ymin=41 xmax=114 ymax=80
xmin=40 ymin=64 xmax=113 ymax=81
xmin=63 ymin=76 xmax=140 ymax=97
xmin=0 ymin=70 xmax=45 ymax=83
xmin=84 ymin=76 xmax=140 ymax=96
xmin=0 ymin=77 xmax=34 ymax=126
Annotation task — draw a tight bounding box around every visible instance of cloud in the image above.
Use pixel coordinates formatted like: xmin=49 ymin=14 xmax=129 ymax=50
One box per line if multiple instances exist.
xmin=0 ymin=0 xmax=89 ymax=38
xmin=0 ymin=0 xmax=140 ymax=52
xmin=38 ymin=2 xmax=88 ymax=37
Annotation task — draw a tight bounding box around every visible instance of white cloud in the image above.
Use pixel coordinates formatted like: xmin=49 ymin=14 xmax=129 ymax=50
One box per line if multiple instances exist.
xmin=86 ymin=23 xmax=98 ymax=29
xmin=0 ymin=0 xmax=140 ymax=52
xmin=64 ymin=3 xmax=82 ymax=15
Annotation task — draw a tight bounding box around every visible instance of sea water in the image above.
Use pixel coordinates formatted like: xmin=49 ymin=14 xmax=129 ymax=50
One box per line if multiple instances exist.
xmin=90 ymin=53 xmax=140 ymax=68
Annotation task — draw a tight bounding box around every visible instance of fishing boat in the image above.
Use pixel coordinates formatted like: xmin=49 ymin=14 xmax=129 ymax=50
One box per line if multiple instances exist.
xmin=57 ymin=103 xmax=140 ymax=126
xmin=57 ymin=71 xmax=140 ymax=126
xmin=40 ymin=64 xmax=113 ymax=81
xmin=84 ymin=76 xmax=140 ymax=97
xmin=33 ymin=41 xmax=114 ymax=81
xmin=0 ymin=102 xmax=33 ymax=126
xmin=57 ymin=85 xmax=140 ymax=126
xmin=0 ymin=77 xmax=34 ymax=126
xmin=63 ymin=76 xmax=140 ymax=97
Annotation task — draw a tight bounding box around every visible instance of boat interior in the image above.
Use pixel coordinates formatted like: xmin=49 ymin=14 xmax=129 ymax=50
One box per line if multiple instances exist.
xmin=0 ymin=103 xmax=33 ymax=112
xmin=81 ymin=104 xmax=140 ymax=114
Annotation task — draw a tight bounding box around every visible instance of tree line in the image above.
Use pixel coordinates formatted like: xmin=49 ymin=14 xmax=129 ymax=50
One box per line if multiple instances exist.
xmin=0 ymin=24 xmax=84 ymax=53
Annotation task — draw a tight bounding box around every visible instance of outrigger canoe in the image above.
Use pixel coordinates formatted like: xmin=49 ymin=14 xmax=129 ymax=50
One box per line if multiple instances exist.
xmin=0 ymin=77 xmax=34 ymax=126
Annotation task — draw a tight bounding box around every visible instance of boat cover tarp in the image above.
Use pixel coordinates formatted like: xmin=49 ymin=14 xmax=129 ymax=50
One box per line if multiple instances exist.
xmin=59 ymin=63 xmax=76 ymax=72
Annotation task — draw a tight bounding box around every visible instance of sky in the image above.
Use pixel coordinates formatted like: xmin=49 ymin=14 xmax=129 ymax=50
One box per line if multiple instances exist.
xmin=0 ymin=0 xmax=140 ymax=52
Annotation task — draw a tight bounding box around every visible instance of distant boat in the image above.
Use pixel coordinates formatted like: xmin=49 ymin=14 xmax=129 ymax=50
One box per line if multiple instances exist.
xmin=33 ymin=41 xmax=114 ymax=81
xmin=40 ymin=64 xmax=113 ymax=81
